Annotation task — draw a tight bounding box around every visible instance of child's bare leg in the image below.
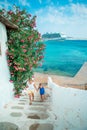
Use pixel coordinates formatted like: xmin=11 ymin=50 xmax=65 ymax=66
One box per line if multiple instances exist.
xmin=29 ymin=93 xmax=32 ymax=105
xmin=42 ymin=95 xmax=45 ymax=101
xmin=32 ymin=93 xmax=34 ymax=101
xmin=40 ymin=95 xmax=43 ymax=101
xmin=40 ymin=95 xmax=44 ymax=101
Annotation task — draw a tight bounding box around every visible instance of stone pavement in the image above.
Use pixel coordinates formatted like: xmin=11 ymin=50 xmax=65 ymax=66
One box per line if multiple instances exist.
xmin=0 ymin=88 xmax=57 ymax=130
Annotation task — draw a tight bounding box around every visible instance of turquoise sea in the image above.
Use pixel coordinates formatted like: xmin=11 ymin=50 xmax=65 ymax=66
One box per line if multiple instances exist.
xmin=35 ymin=40 xmax=87 ymax=77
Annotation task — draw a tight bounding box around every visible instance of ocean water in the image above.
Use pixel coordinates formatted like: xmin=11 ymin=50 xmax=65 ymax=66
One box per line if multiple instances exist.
xmin=35 ymin=40 xmax=87 ymax=77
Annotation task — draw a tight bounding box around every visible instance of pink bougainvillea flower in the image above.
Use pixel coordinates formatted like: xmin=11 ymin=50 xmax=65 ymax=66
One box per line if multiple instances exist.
xmin=8 ymin=64 xmax=11 ymax=66
xmin=7 ymin=60 xmax=10 ymax=63
xmin=9 ymin=80 xmax=13 ymax=83
xmin=8 ymin=10 xmax=13 ymax=15
xmin=23 ymin=49 xmax=27 ymax=53
xmin=21 ymin=46 xmax=25 ymax=48
xmin=14 ymin=94 xmax=20 ymax=98
xmin=39 ymin=56 xmax=44 ymax=59
xmin=22 ymin=68 xmax=26 ymax=71
xmin=6 ymin=50 xmax=9 ymax=55
xmin=14 ymin=66 xmax=19 ymax=71
xmin=20 ymin=39 xmax=24 ymax=43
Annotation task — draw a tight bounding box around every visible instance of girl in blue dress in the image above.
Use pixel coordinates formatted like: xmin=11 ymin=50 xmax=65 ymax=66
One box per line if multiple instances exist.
xmin=38 ymin=83 xmax=45 ymax=101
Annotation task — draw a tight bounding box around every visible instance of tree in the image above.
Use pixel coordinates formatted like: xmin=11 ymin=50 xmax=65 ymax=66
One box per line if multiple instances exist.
xmin=0 ymin=6 xmax=45 ymax=95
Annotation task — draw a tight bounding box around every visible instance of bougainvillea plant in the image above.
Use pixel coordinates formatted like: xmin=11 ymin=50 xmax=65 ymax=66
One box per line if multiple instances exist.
xmin=0 ymin=6 xmax=45 ymax=95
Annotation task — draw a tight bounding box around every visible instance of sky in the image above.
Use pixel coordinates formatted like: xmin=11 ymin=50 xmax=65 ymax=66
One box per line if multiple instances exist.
xmin=0 ymin=0 xmax=87 ymax=39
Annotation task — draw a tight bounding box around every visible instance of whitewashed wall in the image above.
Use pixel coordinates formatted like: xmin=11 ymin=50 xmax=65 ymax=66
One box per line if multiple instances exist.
xmin=48 ymin=77 xmax=87 ymax=130
xmin=0 ymin=22 xmax=14 ymax=107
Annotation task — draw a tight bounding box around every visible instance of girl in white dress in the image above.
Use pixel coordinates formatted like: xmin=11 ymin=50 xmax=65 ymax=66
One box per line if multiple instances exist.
xmin=26 ymin=78 xmax=37 ymax=105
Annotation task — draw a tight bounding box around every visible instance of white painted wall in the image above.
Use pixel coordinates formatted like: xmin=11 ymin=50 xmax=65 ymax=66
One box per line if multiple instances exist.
xmin=48 ymin=77 xmax=87 ymax=130
xmin=0 ymin=22 xmax=14 ymax=107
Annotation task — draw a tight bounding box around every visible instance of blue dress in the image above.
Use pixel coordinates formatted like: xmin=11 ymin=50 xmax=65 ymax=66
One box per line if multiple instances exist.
xmin=39 ymin=87 xmax=45 ymax=95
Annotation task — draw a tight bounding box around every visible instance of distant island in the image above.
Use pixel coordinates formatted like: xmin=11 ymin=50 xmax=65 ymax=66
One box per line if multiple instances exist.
xmin=42 ymin=32 xmax=66 ymax=41
xmin=42 ymin=33 xmax=87 ymax=40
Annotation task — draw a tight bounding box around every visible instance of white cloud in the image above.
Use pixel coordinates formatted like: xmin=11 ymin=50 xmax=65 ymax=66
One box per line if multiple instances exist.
xmin=19 ymin=0 xmax=30 ymax=6
xmin=35 ymin=4 xmax=87 ymax=38
xmin=71 ymin=3 xmax=87 ymax=17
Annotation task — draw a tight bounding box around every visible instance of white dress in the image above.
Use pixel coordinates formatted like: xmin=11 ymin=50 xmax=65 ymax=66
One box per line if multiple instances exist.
xmin=22 ymin=81 xmax=35 ymax=95
xmin=26 ymin=81 xmax=35 ymax=93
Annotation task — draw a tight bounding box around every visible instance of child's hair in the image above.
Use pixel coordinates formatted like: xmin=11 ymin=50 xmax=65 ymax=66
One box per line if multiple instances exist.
xmin=28 ymin=78 xmax=32 ymax=81
xmin=39 ymin=83 xmax=42 ymax=86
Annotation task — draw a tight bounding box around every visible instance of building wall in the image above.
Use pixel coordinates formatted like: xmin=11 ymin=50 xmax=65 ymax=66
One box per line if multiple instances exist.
xmin=0 ymin=22 xmax=14 ymax=107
